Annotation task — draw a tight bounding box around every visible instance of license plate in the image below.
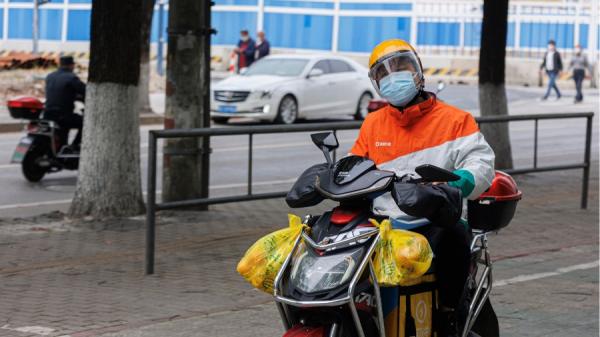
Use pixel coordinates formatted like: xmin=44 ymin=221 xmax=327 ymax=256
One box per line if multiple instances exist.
xmin=218 ymin=105 xmax=237 ymax=113
xmin=11 ymin=137 xmax=32 ymax=164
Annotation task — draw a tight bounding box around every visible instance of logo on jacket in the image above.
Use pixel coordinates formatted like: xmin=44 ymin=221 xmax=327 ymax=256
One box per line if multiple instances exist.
xmin=375 ymin=141 xmax=392 ymax=147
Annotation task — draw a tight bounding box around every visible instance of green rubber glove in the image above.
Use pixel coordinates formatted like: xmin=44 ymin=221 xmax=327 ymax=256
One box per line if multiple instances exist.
xmin=448 ymin=169 xmax=475 ymax=198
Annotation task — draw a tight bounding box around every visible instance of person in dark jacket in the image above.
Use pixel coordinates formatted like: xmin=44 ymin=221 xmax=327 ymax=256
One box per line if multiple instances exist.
xmin=44 ymin=56 xmax=86 ymax=149
xmin=569 ymin=44 xmax=592 ymax=103
xmin=539 ymin=40 xmax=563 ymax=100
xmin=255 ymin=31 xmax=270 ymax=60
xmin=234 ymin=30 xmax=255 ymax=72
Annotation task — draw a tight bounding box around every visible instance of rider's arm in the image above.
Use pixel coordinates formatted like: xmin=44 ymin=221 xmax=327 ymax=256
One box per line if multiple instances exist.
xmin=450 ymin=114 xmax=495 ymax=200
xmin=70 ymin=76 xmax=86 ymax=102
xmin=350 ymin=119 xmax=370 ymax=157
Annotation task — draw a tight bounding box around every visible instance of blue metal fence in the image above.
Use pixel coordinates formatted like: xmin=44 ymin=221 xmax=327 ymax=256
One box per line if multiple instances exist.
xmin=0 ymin=0 xmax=598 ymax=56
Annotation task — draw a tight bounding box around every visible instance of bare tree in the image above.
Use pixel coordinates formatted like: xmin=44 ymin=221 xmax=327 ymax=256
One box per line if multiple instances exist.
xmin=70 ymin=0 xmax=145 ymax=218
xmin=139 ymin=0 xmax=156 ymax=114
xmin=161 ymin=0 xmax=211 ymax=205
xmin=478 ymin=0 xmax=514 ymax=169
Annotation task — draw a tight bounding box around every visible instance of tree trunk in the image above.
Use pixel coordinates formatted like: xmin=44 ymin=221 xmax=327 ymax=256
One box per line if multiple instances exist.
xmin=161 ymin=0 xmax=211 ymax=205
xmin=139 ymin=0 xmax=156 ymax=114
xmin=70 ymin=0 xmax=145 ymax=218
xmin=478 ymin=0 xmax=513 ymax=170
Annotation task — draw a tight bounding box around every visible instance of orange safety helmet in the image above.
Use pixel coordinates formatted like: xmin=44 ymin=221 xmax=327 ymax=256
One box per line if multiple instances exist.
xmin=368 ymin=39 xmax=425 ymax=94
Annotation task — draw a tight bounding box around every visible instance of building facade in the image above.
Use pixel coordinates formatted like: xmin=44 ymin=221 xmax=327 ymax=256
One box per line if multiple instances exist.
xmin=0 ymin=0 xmax=598 ymax=58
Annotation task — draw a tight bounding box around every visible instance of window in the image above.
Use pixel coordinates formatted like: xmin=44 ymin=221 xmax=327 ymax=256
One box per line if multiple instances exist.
xmin=244 ymin=58 xmax=309 ymax=77
xmin=264 ymin=13 xmax=333 ymax=50
xmin=329 ymin=60 xmax=355 ymax=73
xmin=312 ymin=60 xmax=331 ymax=74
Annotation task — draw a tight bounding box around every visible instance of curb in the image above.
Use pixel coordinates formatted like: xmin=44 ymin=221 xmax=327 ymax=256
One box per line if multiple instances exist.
xmin=428 ymin=74 xmax=582 ymax=88
xmin=140 ymin=113 xmax=164 ymax=126
xmin=0 ymin=113 xmax=164 ymax=134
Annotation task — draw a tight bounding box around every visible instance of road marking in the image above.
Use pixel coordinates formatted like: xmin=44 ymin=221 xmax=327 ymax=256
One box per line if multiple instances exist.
xmin=494 ymin=260 xmax=599 ymax=287
xmin=214 ymin=138 xmax=354 ymax=153
xmin=210 ymin=178 xmax=296 ymax=189
xmin=0 ymin=325 xmax=55 ymax=336
xmin=0 ymin=139 xmax=353 ymax=167
xmin=0 ymin=179 xmax=298 ymax=210
xmin=0 ymin=199 xmax=72 ymax=210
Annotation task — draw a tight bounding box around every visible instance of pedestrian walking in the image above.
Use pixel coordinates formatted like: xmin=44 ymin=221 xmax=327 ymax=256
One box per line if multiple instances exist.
xmin=255 ymin=31 xmax=270 ymax=61
xmin=569 ymin=44 xmax=592 ymax=103
xmin=539 ymin=40 xmax=563 ymax=100
xmin=234 ymin=30 xmax=255 ymax=72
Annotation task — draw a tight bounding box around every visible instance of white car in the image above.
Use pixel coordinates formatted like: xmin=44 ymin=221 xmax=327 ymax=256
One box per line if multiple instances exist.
xmin=211 ymin=54 xmax=375 ymax=124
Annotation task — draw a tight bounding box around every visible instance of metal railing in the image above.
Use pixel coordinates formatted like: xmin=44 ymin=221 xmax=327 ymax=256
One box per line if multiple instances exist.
xmin=145 ymin=112 xmax=594 ymax=274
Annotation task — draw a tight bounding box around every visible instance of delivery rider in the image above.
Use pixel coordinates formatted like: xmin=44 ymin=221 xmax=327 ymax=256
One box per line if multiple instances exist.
xmin=351 ymin=39 xmax=495 ymax=336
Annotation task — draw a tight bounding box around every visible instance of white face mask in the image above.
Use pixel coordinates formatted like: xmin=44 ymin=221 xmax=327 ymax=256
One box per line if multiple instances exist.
xmin=575 ymin=48 xmax=582 ymax=54
xmin=241 ymin=36 xmax=249 ymax=42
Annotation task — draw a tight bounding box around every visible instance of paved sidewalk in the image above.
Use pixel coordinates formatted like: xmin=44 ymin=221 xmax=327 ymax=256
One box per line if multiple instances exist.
xmin=0 ymin=165 xmax=597 ymax=337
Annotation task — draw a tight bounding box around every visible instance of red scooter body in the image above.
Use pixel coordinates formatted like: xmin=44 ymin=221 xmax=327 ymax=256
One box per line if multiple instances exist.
xmin=283 ymin=325 xmax=325 ymax=337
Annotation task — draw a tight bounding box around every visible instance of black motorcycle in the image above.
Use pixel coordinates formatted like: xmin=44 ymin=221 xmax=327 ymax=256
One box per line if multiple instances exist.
xmin=8 ymin=96 xmax=79 ymax=182
xmin=274 ymin=132 xmax=521 ymax=337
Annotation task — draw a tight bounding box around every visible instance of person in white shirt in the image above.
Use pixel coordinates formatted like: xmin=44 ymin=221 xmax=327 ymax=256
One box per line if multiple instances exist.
xmin=539 ymin=40 xmax=563 ymax=100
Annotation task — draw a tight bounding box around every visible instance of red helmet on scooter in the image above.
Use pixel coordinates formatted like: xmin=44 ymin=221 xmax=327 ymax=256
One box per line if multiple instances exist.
xmin=468 ymin=171 xmax=522 ymax=231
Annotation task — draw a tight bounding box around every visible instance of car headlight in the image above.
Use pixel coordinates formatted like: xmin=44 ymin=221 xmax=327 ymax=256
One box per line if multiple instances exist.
xmin=289 ymin=243 xmax=364 ymax=293
xmin=250 ymin=90 xmax=272 ymax=100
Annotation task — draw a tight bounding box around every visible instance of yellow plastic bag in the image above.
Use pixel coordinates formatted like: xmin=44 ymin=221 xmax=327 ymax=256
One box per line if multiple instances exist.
xmin=371 ymin=218 xmax=433 ymax=287
xmin=237 ymin=214 xmax=306 ymax=293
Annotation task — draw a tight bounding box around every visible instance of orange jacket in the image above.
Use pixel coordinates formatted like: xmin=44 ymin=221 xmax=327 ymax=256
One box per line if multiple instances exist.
xmin=351 ymin=94 xmax=495 ymax=218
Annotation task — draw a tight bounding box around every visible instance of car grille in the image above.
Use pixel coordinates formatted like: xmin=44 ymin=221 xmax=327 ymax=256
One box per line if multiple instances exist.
xmin=214 ymin=91 xmax=250 ymax=103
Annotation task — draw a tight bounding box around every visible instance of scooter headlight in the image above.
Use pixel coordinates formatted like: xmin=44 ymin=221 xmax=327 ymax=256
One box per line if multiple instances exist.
xmin=289 ymin=243 xmax=364 ymax=293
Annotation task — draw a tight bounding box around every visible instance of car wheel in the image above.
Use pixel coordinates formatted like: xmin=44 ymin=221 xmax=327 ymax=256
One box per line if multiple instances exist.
xmin=212 ymin=117 xmax=229 ymax=125
xmin=354 ymin=92 xmax=373 ymax=120
xmin=275 ymin=95 xmax=298 ymax=125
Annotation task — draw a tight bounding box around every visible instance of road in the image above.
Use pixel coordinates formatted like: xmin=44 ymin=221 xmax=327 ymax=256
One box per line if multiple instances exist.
xmin=0 ymin=84 xmax=597 ymax=217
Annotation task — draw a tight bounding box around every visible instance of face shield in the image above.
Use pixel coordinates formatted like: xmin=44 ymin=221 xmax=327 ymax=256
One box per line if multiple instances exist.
xmin=368 ymin=51 xmax=423 ymax=96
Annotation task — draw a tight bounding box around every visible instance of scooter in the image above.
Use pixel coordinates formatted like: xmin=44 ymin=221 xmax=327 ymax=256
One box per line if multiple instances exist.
xmin=8 ymin=96 xmax=79 ymax=182
xmin=275 ymin=132 xmax=521 ymax=337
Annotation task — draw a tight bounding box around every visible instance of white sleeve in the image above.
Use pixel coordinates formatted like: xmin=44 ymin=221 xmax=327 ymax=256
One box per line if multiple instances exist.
xmin=453 ymin=131 xmax=496 ymax=199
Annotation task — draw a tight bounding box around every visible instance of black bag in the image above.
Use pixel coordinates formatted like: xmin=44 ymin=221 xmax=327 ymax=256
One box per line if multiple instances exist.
xmin=392 ymin=182 xmax=462 ymax=228
xmin=286 ymin=163 xmax=328 ymax=208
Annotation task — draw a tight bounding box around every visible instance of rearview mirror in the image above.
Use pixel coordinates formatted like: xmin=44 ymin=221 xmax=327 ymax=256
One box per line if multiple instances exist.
xmin=311 ymin=132 xmax=339 ymax=151
xmin=311 ymin=132 xmax=339 ymax=166
xmin=436 ymin=81 xmax=446 ymax=94
xmin=307 ymin=68 xmax=324 ymax=78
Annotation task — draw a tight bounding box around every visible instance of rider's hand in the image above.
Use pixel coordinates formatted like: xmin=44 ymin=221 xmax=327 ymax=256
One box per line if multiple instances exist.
xmin=448 ymin=169 xmax=475 ymax=197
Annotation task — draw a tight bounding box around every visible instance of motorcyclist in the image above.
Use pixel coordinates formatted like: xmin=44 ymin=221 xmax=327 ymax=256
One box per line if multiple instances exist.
xmin=44 ymin=56 xmax=86 ymax=150
xmin=351 ymin=39 xmax=495 ymax=336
